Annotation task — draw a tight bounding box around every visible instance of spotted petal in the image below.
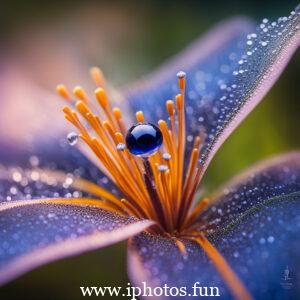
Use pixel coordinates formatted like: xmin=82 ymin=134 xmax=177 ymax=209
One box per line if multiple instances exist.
xmin=0 ymin=166 xmax=120 ymax=203
xmin=128 ymin=152 xmax=300 ymax=299
xmin=198 ymin=152 xmax=300 ymax=232
xmin=0 ymin=199 xmax=153 ymax=286
xmin=125 ymin=8 xmax=300 ymax=177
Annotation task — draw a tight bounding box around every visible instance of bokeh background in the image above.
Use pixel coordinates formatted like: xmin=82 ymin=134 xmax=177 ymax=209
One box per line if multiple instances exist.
xmin=0 ymin=0 xmax=299 ymax=299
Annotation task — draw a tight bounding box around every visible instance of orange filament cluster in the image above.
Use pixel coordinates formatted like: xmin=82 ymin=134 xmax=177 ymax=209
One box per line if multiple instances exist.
xmin=58 ymin=67 xmax=208 ymax=234
xmin=57 ymin=67 xmax=252 ymax=300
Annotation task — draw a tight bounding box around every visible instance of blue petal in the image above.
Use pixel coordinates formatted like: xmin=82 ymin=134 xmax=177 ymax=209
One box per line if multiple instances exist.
xmin=125 ymin=8 xmax=300 ymax=175
xmin=212 ymin=192 xmax=300 ymax=300
xmin=128 ymin=234 xmax=230 ymax=298
xmin=0 ymin=200 xmax=153 ymax=286
xmin=198 ymin=152 xmax=300 ymax=232
xmin=0 ymin=139 xmax=119 ymax=194
xmin=0 ymin=166 xmax=119 ymax=203
xmin=128 ymin=152 xmax=300 ymax=299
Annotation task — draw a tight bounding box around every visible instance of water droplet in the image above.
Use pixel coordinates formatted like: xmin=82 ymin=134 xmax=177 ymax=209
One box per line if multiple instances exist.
xmin=125 ymin=123 xmax=163 ymax=157
xmin=177 ymin=71 xmax=186 ymax=79
xmin=158 ymin=165 xmax=168 ymax=172
xmin=10 ymin=186 xmax=18 ymax=195
xmin=67 ymin=132 xmax=78 ymax=146
xmin=12 ymin=172 xmax=22 ymax=182
xmin=233 ymin=251 xmax=239 ymax=258
xmin=162 ymin=153 xmax=171 ymax=160
xmin=187 ymin=135 xmax=193 ymax=142
xmin=259 ymin=238 xmax=266 ymax=244
xmin=116 ymin=143 xmax=126 ymax=151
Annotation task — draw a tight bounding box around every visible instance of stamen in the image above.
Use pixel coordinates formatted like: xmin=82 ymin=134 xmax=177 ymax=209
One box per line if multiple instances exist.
xmin=76 ymin=100 xmax=91 ymax=116
xmin=121 ymin=198 xmax=146 ymax=219
xmin=175 ymin=239 xmax=187 ymax=256
xmin=73 ymin=86 xmax=89 ymax=103
xmin=112 ymin=107 xmax=127 ymax=134
xmin=178 ymin=146 xmax=201 ymax=225
xmin=166 ymin=100 xmax=177 ymax=143
xmin=182 ymin=198 xmax=209 ymax=229
xmin=95 ymin=88 xmax=118 ymax=129
xmin=193 ymin=235 xmax=252 ymax=300
xmin=136 ymin=111 xmax=145 ymax=123
xmin=56 ymin=84 xmax=73 ymax=102
xmin=90 ymin=66 xmax=105 ymax=87
xmin=176 ymin=94 xmax=185 ymax=214
xmin=177 ymin=71 xmax=186 ymax=90
xmin=95 ymin=88 xmax=109 ymax=109
xmin=103 ymin=120 xmax=118 ymax=144
xmin=158 ymin=120 xmax=175 ymax=158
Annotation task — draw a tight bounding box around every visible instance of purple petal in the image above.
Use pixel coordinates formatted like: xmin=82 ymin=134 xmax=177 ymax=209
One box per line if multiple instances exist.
xmin=128 ymin=234 xmax=230 ymax=299
xmin=128 ymin=152 xmax=300 ymax=299
xmin=211 ymin=192 xmax=300 ymax=299
xmin=0 ymin=200 xmax=153 ymax=286
xmin=198 ymin=152 xmax=300 ymax=233
xmin=196 ymin=152 xmax=300 ymax=297
xmin=129 ymin=196 xmax=300 ymax=299
xmin=0 ymin=166 xmax=119 ymax=203
xmin=125 ymin=8 xmax=300 ymax=177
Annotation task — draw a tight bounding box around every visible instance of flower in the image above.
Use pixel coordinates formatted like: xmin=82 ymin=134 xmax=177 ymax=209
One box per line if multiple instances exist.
xmin=0 ymin=6 xmax=299 ymax=299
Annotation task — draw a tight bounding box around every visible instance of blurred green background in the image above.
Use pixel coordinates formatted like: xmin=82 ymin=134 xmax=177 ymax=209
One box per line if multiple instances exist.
xmin=0 ymin=0 xmax=299 ymax=299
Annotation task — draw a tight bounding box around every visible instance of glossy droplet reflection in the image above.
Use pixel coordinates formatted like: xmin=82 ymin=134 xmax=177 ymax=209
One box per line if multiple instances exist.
xmin=125 ymin=123 xmax=163 ymax=157
xmin=67 ymin=132 xmax=78 ymax=146
xmin=116 ymin=143 xmax=126 ymax=151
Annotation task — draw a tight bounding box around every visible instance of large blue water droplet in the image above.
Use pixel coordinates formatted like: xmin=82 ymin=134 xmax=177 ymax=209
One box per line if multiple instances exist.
xmin=125 ymin=123 xmax=163 ymax=157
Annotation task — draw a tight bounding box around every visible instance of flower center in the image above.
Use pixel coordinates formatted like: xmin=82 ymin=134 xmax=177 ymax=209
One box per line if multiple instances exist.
xmin=58 ymin=67 xmax=208 ymax=235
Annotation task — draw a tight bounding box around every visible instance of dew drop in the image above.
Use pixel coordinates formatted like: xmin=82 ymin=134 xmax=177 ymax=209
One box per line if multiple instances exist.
xmin=162 ymin=153 xmax=171 ymax=161
xmin=177 ymin=71 xmax=186 ymax=79
xmin=125 ymin=123 xmax=163 ymax=157
xmin=158 ymin=165 xmax=168 ymax=172
xmin=116 ymin=143 xmax=126 ymax=151
xmin=233 ymin=251 xmax=239 ymax=258
xmin=67 ymin=132 xmax=78 ymax=146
